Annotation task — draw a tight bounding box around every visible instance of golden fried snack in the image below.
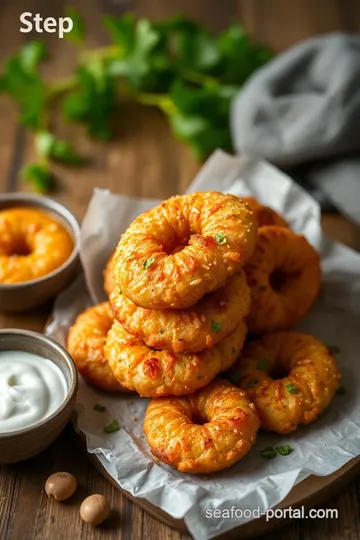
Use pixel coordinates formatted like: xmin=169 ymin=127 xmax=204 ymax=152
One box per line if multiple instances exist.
xmin=238 ymin=196 xmax=288 ymax=228
xmin=245 ymin=226 xmax=321 ymax=333
xmin=67 ymin=302 xmax=126 ymax=392
xmin=112 ymin=191 xmax=257 ymax=309
xmin=227 ymin=331 xmax=340 ymax=434
xmin=105 ymin=320 xmax=247 ymax=397
xmin=103 ymin=252 xmax=116 ymax=297
xmin=0 ymin=208 xmax=73 ymax=284
xmin=110 ymin=270 xmax=250 ymax=353
xmin=143 ymin=379 xmax=260 ymax=473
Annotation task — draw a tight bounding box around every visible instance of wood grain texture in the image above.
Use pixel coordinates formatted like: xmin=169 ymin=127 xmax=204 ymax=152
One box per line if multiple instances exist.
xmin=1 ymin=0 xmax=360 ymax=539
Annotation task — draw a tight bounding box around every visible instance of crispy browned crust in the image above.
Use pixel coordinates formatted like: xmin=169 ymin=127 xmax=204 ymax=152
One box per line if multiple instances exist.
xmin=245 ymin=226 xmax=321 ymax=333
xmin=105 ymin=320 xmax=248 ymax=397
xmin=110 ymin=270 xmax=250 ymax=353
xmin=227 ymin=331 xmax=341 ymax=434
xmin=112 ymin=192 xmax=257 ymax=309
xmin=0 ymin=208 xmax=73 ymax=284
xmin=238 ymin=196 xmax=289 ymax=229
xmin=143 ymin=379 xmax=260 ymax=473
xmin=67 ymin=302 xmax=127 ymax=392
xmin=103 ymin=252 xmax=116 ymax=298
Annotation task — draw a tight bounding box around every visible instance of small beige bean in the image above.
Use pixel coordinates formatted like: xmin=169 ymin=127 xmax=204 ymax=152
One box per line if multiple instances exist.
xmin=80 ymin=494 xmax=111 ymax=526
xmin=45 ymin=472 xmax=77 ymax=501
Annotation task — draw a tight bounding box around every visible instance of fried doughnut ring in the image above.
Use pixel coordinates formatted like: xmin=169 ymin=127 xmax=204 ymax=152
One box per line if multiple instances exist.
xmin=143 ymin=379 xmax=259 ymax=473
xmin=113 ymin=191 xmax=257 ymax=309
xmin=0 ymin=208 xmax=73 ymax=284
xmin=238 ymin=196 xmax=288 ymax=228
xmin=110 ymin=270 xmax=250 ymax=353
xmin=105 ymin=320 xmax=247 ymax=397
xmin=245 ymin=226 xmax=321 ymax=333
xmin=103 ymin=252 xmax=116 ymax=297
xmin=67 ymin=302 xmax=126 ymax=392
xmin=227 ymin=331 xmax=340 ymax=434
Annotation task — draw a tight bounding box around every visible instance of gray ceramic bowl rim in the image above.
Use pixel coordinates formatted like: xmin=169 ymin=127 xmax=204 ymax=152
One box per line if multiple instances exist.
xmin=0 ymin=328 xmax=78 ymax=438
xmin=0 ymin=193 xmax=80 ymax=289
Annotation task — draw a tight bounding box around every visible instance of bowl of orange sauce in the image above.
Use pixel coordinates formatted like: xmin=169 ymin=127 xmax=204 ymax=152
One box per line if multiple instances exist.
xmin=0 ymin=193 xmax=80 ymax=311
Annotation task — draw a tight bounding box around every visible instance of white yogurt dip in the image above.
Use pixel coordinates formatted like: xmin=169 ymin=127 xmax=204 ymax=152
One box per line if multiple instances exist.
xmin=0 ymin=350 xmax=67 ymax=433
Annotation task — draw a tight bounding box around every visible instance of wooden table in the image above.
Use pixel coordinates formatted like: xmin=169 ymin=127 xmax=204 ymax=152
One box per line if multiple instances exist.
xmin=1 ymin=1 xmax=360 ymax=539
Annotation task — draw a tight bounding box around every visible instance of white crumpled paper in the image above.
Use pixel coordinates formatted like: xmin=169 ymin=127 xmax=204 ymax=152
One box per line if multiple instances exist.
xmin=46 ymin=150 xmax=360 ymax=540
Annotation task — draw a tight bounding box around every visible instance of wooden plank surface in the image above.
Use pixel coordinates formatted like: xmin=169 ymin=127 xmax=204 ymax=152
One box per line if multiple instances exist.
xmin=1 ymin=1 xmax=360 ymax=539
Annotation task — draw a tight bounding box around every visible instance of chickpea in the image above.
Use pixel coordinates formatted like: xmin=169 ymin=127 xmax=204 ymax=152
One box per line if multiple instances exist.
xmin=80 ymin=494 xmax=111 ymax=526
xmin=45 ymin=472 xmax=77 ymax=501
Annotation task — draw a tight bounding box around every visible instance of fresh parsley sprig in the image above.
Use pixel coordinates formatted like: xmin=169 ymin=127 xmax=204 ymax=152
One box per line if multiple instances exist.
xmin=0 ymin=10 xmax=272 ymax=192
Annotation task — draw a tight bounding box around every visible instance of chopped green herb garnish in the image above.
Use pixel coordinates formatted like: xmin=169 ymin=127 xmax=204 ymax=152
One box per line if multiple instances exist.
xmin=336 ymin=386 xmax=347 ymax=395
xmin=93 ymin=403 xmax=106 ymax=412
xmin=104 ymin=420 xmax=120 ymax=433
xmin=275 ymin=445 xmax=294 ymax=456
xmin=257 ymin=359 xmax=268 ymax=371
xmin=248 ymin=379 xmax=259 ymax=388
xmin=260 ymin=446 xmax=277 ymax=460
xmin=285 ymin=383 xmax=298 ymax=395
xmin=211 ymin=321 xmax=221 ymax=333
xmin=142 ymin=257 xmax=155 ymax=269
xmin=215 ymin=232 xmax=227 ymax=245
xmin=327 ymin=345 xmax=341 ymax=355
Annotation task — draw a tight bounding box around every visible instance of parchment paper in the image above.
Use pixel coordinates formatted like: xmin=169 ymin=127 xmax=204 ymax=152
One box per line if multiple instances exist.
xmin=46 ymin=150 xmax=360 ymax=540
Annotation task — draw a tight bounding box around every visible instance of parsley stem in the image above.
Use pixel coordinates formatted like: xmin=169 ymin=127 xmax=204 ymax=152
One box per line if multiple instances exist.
xmin=47 ymin=76 xmax=78 ymax=100
xmin=181 ymin=70 xmax=219 ymax=88
xmin=135 ymin=93 xmax=177 ymax=116
xmin=79 ymin=44 xmax=123 ymax=63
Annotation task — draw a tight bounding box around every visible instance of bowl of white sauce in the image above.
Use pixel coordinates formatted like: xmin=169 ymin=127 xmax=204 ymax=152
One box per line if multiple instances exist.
xmin=0 ymin=329 xmax=78 ymax=464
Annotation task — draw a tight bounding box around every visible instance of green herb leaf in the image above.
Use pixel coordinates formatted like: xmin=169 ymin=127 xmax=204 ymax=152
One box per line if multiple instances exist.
xmin=248 ymin=378 xmax=259 ymax=388
xmin=21 ymin=163 xmax=53 ymax=193
xmin=214 ymin=232 xmax=227 ymax=245
xmin=35 ymin=131 xmax=84 ymax=164
xmin=260 ymin=446 xmax=277 ymax=460
xmin=327 ymin=345 xmax=341 ymax=355
xmin=257 ymin=359 xmax=268 ymax=371
xmin=211 ymin=321 xmax=221 ymax=333
xmin=163 ymin=16 xmax=220 ymax=74
xmin=93 ymin=403 xmax=106 ymax=412
xmin=169 ymin=80 xmax=234 ymax=160
xmin=104 ymin=420 xmax=120 ymax=433
xmin=285 ymin=383 xmax=299 ymax=395
xmin=105 ymin=15 xmax=166 ymax=91
xmin=216 ymin=24 xmax=273 ymax=85
xmin=65 ymin=7 xmax=86 ymax=44
xmin=0 ymin=42 xmax=47 ymax=128
xmin=142 ymin=257 xmax=155 ymax=269
xmin=275 ymin=445 xmax=294 ymax=456
xmin=63 ymin=62 xmax=116 ymax=140
xmin=18 ymin=41 xmax=47 ymax=73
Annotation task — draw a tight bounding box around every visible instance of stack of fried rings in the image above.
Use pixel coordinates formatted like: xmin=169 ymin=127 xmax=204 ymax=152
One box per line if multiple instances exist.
xmin=69 ymin=192 xmax=256 ymax=396
xmin=67 ymin=192 xmax=340 ymax=473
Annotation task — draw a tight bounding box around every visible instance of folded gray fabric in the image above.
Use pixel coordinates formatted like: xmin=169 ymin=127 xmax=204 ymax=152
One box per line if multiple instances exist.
xmin=231 ymin=33 xmax=360 ymax=223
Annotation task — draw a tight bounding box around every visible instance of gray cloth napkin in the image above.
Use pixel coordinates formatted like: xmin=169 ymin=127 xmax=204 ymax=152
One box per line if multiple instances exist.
xmin=231 ymin=33 xmax=360 ymax=223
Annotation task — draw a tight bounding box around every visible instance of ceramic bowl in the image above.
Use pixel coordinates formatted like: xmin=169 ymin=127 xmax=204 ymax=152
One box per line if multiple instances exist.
xmin=0 ymin=193 xmax=80 ymax=312
xmin=0 ymin=329 xmax=78 ymax=465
